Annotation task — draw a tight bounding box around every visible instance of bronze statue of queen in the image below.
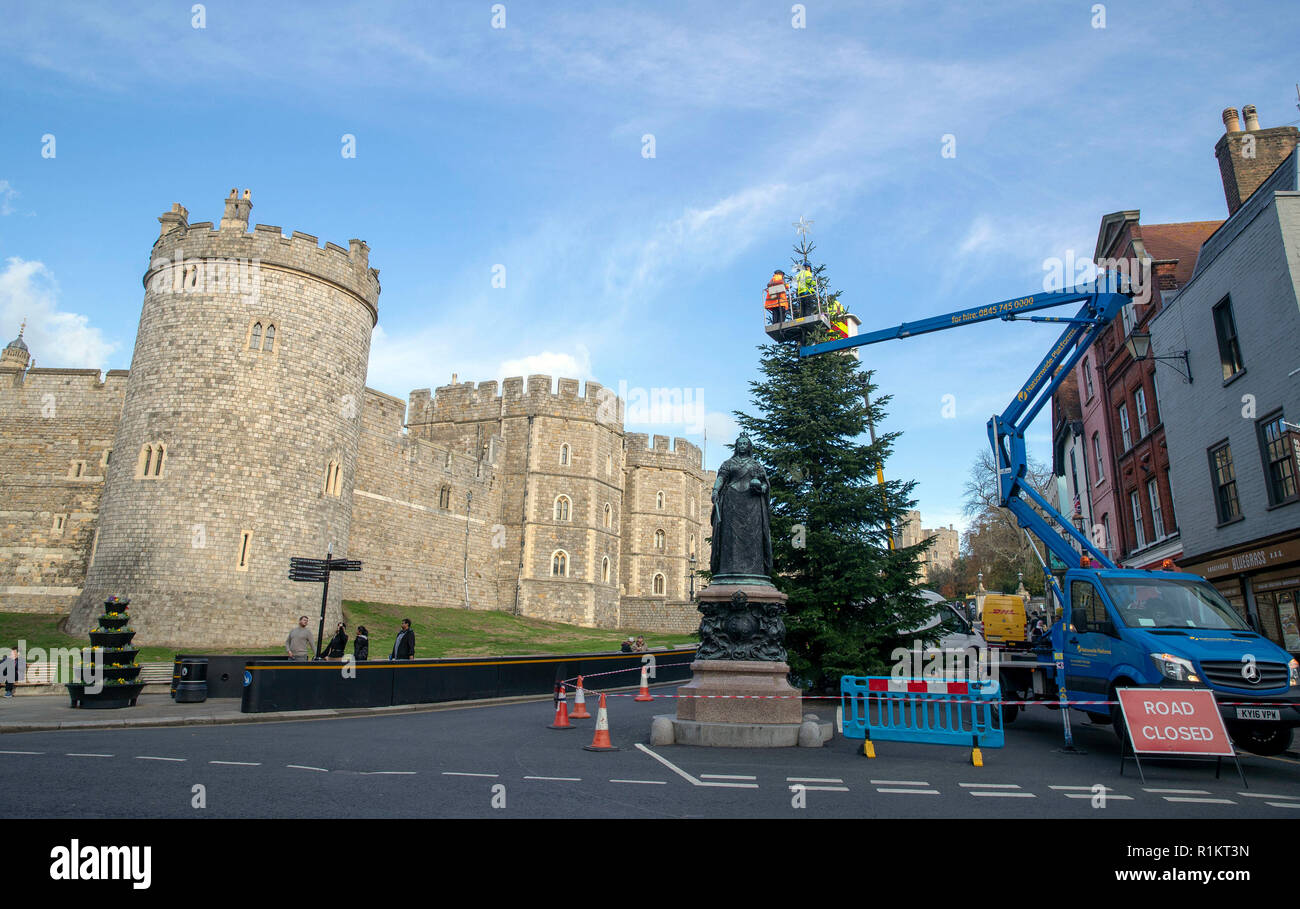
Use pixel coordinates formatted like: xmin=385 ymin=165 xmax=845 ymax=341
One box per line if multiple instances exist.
xmin=709 ymin=433 xmax=773 ymax=586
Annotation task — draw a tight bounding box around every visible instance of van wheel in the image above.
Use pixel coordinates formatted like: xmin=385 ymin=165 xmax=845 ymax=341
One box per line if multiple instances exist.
xmin=1110 ymin=685 xmax=1129 ymax=748
xmin=1228 ymin=724 xmax=1293 ymax=757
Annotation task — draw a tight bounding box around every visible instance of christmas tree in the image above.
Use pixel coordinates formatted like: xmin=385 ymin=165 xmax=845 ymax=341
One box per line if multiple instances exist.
xmin=733 ymin=241 xmax=934 ymax=691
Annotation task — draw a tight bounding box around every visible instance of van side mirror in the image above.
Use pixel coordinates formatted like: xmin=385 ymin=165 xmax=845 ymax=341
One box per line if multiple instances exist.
xmin=1098 ymin=620 xmax=1118 ymax=638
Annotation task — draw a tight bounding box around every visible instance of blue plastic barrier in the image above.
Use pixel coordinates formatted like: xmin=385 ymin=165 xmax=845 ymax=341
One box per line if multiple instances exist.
xmin=840 ymin=676 xmax=1004 ymax=749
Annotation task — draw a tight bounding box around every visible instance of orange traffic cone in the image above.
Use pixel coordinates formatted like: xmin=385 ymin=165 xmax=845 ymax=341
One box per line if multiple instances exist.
xmin=634 ymin=664 xmax=654 ymax=702
xmin=570 ymin=676 xmax=592 ymax=719
xmin=549 ymin=683 xmax=575 ymax=730
xmin=583 ymin=693 xmax=619 ymax=752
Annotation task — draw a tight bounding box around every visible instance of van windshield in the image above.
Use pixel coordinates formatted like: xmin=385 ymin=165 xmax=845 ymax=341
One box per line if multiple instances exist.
xmin=1100 ymin=577 xmax=1248 ymax=631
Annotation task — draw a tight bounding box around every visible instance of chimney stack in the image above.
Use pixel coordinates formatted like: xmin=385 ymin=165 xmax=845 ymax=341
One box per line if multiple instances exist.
xmin=219 ymin=188 xmax=253 ymax=233
xmin=1214 ymin=105 xmax=1300 ymax=216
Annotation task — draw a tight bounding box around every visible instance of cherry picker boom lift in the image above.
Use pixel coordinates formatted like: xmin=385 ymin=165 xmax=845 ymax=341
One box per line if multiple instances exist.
xmin=797 ymin=281 xmax=1300 ymax=755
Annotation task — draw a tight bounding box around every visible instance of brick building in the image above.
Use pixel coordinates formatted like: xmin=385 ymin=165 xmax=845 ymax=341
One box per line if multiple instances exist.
xmin=1151 ymin=105 xmax=1300 ymax=654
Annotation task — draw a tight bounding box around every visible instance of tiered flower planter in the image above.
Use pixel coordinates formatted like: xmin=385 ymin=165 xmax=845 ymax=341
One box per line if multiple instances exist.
xmin=66 ymin=596 xmax=144 ymax=709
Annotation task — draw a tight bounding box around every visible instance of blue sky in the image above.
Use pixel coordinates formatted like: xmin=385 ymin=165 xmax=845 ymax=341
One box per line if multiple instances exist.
xmin=2 ymin=0 xmax=1298 ymax=532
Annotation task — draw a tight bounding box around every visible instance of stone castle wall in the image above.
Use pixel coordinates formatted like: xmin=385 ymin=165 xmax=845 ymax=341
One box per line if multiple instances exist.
xmin=339 ymin=387 xmax=504 ymax=612
xmin=70 ymin=192 xmax=379 ymax=646
xmin=0 ymin=368 xmax=128 ymax=612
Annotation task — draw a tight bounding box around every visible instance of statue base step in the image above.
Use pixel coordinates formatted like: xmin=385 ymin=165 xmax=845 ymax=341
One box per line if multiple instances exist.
xmin=650 ymin=714 xmax=833 ymax=748
xmin=675 ymin=659 xmax=803 ymax=725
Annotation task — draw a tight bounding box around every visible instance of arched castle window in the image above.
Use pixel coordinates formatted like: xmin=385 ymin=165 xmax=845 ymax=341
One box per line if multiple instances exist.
xmin=439 ymin=485 xmax=452 ymax=510
xmin=554 ymin=495 xmax=571 ymax=522
xmin=560 ymin=443 xmax=571 ymax=466
xmin=653 ymin=573 xmax=666 ymax=596
xmin=689 ymin=534 xmax=696 ymax=557
xmin=262 ymin=323 xmax=275 ymax=352
xmin=136 ymin=443 xmax=165 ymax=479
xmin=602 ymin=557 xmax=611 ymax=583
xmin=689 ymin=499 xmax=695 ymax=518
xmin=656 ymin=490 xmax=665 ymax=510
xmin=249 ymin=322 xmax=262 ymax=350
xmin=606 ymin=453 xmax=612 ymax=477
xmin=603 ymin=503 xmax=612 ymax=529
xmin=551 ymin=550 xmax=569 ymax=577
xmin=324 ymin=461 xmax=342 ymax=496
xmin=654 ymin=529 xmax=665 ymax=551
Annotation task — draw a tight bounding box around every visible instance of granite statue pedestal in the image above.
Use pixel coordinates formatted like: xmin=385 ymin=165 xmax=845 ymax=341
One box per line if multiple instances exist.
xmin=651 ymin=583 xmax=831 ymax=748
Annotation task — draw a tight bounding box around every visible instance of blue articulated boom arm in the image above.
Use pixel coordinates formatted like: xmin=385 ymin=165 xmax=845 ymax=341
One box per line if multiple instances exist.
xmin=800 ymin=285 xmax=1133 ymax=584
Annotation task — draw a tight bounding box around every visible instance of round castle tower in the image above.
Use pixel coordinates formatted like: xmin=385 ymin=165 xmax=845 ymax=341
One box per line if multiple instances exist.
xmin=70 ymin=190 xmax=380 ymax=646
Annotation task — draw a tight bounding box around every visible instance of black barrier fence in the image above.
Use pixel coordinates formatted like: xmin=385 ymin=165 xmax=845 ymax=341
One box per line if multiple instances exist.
xmin=171 ymin=654 xmax=290 ymax=699
xmin=239 ymin=647 xmax=698 ymax=713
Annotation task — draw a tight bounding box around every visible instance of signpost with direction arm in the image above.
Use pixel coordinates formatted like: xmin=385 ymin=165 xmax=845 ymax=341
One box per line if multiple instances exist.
xmin=289 ymin=546 xmax=362 ymax=659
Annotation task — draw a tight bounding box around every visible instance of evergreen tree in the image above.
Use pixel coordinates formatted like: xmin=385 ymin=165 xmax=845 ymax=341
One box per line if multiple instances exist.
xmin=733 ymin=242 xmax=933 ymax=691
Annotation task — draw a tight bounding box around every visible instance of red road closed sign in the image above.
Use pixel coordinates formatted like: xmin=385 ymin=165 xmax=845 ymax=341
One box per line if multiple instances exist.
xmin=1116 ymin=688 xmax=1234 ymax=757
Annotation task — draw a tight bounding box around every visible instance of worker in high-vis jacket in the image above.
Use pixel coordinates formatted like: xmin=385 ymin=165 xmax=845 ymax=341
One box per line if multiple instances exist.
xmin=827 ymin=294 xmax=849 ymax=340
xmin=764 ymin=270 xmax=790 ymax=324
xmin=794 ymin=262 xmax=817 ymax=318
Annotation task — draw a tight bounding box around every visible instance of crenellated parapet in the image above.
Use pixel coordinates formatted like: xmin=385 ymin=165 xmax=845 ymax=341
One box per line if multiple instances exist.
xmin=624 ymin=433 xmax=705 ymax=472
xmin=147 ymin=190 xmax=380 ymax=324
xmin=420 ymin=375 xmax=625 ymax=426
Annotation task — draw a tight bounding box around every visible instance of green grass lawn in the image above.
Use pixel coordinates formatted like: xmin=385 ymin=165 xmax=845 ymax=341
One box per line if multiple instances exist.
xmin=0 ymin=604 xmax=696 ymax=667
xmin=341 ymin=600 xmax=696 ymax=660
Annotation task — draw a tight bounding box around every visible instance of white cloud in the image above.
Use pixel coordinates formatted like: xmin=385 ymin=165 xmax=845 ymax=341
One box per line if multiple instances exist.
xmin=0 ymin=181 xmax=16 ymax=216
xmin=0 ymin=258 xmax=116 ymax=371
xmin=497 ymin=346 xmax=593 ymax=383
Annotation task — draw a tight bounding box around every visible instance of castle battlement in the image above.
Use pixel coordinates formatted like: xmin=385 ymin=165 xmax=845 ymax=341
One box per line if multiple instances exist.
xmin=0 ymin=367 xmax=131 ymax=396
xmin=149 ymin=191 xmax=379 ymax=322
xmin=624 ymin=434 xmax=704 ymax=469
xmin=421 ymin=375 xmax=624 ymax=424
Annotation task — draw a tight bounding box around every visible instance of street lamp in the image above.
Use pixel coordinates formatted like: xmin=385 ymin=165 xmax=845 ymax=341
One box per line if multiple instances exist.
xmin=688 ymin=554 xmax=697 ymax=602
xmin=1124 ymin=330 xmax=1192 ymax=383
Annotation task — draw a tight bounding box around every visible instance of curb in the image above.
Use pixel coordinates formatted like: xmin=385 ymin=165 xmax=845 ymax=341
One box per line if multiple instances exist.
xmin=0 ymin=681 xmax=667 ymax=734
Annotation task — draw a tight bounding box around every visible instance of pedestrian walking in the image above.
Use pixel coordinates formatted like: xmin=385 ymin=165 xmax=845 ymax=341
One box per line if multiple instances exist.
xmin=285 ymin=615 xmax=314 ymax=662
xmin=390 ymin=618 xmax=416 ymax=660
xmin=354 ymin=626 xmax=369 ymax=661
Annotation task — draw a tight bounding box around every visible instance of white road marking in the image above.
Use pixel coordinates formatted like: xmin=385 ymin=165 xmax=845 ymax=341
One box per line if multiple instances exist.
xmin=870 ymin=779 xmax=928 ymax=786
xmin=1163 ymin=797 xmax=1235 ymax=805
xmin=788 ymin=777 xmax=843 ymax=784
xmin=969 ymin=791 xmax=1036 ymax=798
xmin=876 ymin=788 xmax=940 ymax=795
xmin=1065 ymin=793 xmax=1133 ymax=800
xmin=790 ymin=785 xmax=850 ymax=792
xmin=1236 ymin=792 xmax=1299 ymax=799
xmin=362 ymin=771 xmax=416 ymax=775
xmin=0 ymin=750 xmax=44 ymax=755
xmin=634 ymin=744 xmax=758 ymax=788
xmin=959 ymin=782 xmax=1020 ymax=788
xmin=287 ymin=765 xmax=327 ymax=772
xmin=524 ymin=776 xmax=581 ymax=782
xmin=135 ymin=756 xmax=185 ymax=762
xmin=610 ymin=779 xmax=667 ymax=785
xmin=1050 ymin=785 xmax=1115 ymax=791
xmin=1267 ymin=801 xmax=1300 ymax=808
xmin=209 ymin=760 xmax=261 ymax=766
xmin=701 ymin=774 xmax=756 ymax=780
xmin=1143 ymin=787 xmax=1208 ymax=794
xmin=66 ymin=753 xmax=112 ymax=758
xmin=442 ymin=772 xmax=499 ymax=778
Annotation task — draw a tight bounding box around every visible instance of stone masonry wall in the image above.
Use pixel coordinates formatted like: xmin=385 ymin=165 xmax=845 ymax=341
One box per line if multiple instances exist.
xmin=71 ymin=194 xmax=379 ymax=647
xmin=340 ymin=387 xmax=504 ymax=611
xmin=0 ymin=368 xmax=127 ymax=612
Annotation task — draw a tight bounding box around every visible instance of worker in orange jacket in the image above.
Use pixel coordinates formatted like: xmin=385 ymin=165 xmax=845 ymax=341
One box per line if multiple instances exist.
xmin=764 ymin=270 xmax=789 ymax=324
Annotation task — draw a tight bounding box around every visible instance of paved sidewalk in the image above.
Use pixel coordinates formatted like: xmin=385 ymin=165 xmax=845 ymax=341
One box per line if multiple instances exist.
xmin=0 ymin=691 xmax=561 ymax=734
